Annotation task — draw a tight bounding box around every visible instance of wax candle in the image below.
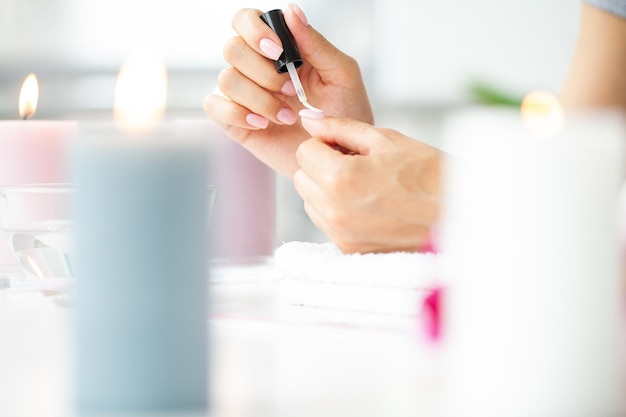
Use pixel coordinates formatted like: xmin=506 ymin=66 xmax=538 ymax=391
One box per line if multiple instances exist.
xmin=177 ymin=120 xmax=276 ymax=263
xmin=73 ymin=125 xmax=209 ymax=416
xmin=72 ymin=51 xmax=209 ymax=417
xmin=440 ymin=104 xmax=626 ymax=417
xmin=0 ymin=74 xmax=76 ymax=271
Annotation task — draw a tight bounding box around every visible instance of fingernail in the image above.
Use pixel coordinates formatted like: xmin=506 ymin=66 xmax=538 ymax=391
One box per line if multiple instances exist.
xmin=289 ymin=3 xmax=309 ymax=26
xmin=246 ymin=113 xmax=269 ymax=129
xmin=259 ymin=38 xmax=283 ymax=60
xmin=299 ymin=108 xmax=325 ymax=119
xmin=280 ymin=80 xmax=296 ymax=96
xmin=277 ymin=108 xmax=298 ymax=125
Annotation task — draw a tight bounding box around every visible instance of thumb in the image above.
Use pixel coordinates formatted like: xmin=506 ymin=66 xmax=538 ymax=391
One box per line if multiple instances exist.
xmin=284 ymin=4 xmax=352 ymax=76
xmin=300 ymin=112 xmax=383 ymax=156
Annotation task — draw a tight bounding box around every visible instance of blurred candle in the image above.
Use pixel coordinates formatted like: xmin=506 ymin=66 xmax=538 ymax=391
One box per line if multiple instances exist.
xmin=176 ymin=120 xmax=276 ymax=263
xmin=0 ymin=73 xmax=76 ymax=271
xmin=440 ymin=101 xmax=626 ymax=417
xmin=73 ymin=51 xmax=209 ymax=417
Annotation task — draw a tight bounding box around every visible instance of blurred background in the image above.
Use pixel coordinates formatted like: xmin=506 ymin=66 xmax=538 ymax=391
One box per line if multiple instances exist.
xmin=0 ymin=0 xmax=581 ymax=244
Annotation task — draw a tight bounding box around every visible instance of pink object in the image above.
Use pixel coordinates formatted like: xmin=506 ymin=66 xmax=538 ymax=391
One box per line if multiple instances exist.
xmin=177 ymin=121 xmax=276 ymax=262
xmin=0 ymin=121 xmax=77 ymax=268
xmin=417 ymin=228 xmax=440 ymax=254
xmin=421 ymin=286 xmax=443 ymax=343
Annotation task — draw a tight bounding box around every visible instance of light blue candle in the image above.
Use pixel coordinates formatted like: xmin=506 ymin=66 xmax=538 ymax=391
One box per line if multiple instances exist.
xmin=72 ymin=124 xmax=209 ymax=417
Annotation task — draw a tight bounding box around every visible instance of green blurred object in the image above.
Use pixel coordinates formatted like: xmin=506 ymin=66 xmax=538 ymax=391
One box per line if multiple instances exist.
xmin=468 ymin=80 xmax=523 ymax=107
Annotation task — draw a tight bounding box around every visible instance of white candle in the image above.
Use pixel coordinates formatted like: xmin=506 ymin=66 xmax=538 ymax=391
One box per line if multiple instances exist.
xmin=0 ymin=74 xmax=76 ymax=271
xmin=440 ymin=105 xmax=626 ymax=417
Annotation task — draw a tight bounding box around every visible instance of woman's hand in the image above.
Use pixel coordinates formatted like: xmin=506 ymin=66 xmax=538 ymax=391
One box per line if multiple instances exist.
xmin=294 ymin=111 xmax=443 ymax=254
xmin=203 ymin=4 xmax=373 ymax=178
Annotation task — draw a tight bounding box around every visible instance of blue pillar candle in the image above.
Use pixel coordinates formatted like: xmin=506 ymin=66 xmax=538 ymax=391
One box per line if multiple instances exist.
xmin=72 ymin=124 xmax=209 ymax=416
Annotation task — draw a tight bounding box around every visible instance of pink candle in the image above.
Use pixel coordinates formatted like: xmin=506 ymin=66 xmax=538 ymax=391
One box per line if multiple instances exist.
xmin=0 ymin=74 xmax=76 ymax=270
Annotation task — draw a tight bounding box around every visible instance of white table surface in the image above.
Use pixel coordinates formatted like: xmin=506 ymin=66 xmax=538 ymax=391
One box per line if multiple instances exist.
xmin=0 ymin=261 xmax=442 ymax=417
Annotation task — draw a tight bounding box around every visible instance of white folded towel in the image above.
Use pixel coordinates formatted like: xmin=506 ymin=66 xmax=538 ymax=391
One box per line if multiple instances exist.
xmin=274 ymin=241 xmax=441 ymax=329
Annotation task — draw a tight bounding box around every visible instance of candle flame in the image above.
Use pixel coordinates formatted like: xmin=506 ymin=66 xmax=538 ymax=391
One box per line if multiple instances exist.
xmin=520 ymin=91 xmax=564 ymax=138
xmin=113 ymin=50 xmax=167 ymax=131
xmin=19 ymin=73 xmax=39 ymax=120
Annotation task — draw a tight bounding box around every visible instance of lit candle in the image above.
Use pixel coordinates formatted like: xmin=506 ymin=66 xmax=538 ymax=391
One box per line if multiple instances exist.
xmin=440 ymin=97 xmax=625 ymax=417
xmin=73 ymin=50 xmax=209 ymax=416
xmin=0 ymin=74 xmax=76 ymax=271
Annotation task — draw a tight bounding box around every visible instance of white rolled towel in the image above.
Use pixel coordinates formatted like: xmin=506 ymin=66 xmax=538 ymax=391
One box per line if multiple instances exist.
xmin=274 ymin=241 xmax=441 ymax=329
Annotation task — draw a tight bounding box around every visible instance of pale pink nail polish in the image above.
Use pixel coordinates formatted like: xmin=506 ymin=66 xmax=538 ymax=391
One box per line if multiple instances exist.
xmin=259 ymin=38 xmax=283 ymax=60
xmin=246 ymin=113 xmax=269 ymax=129
xmin=280 ymin=80 xmax=296 ymax=96
xmin=289 ymin=3 xmax=309 ymax=26
xmin=277 ymin=108 xmax=297 ymax=125
xmin=298 ymin=109 xmax=325 ymax=119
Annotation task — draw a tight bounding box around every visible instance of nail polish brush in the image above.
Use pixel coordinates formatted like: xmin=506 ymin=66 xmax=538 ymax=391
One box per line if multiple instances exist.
xmin=261 ymin=9 xmax=323 ymax=113
xmin=286 ymin=61 xmax=322 ymax=112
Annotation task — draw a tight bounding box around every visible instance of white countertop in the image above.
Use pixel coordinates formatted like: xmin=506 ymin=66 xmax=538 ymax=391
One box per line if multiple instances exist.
xmin=0 ymin=262 xmax=442 ymax=417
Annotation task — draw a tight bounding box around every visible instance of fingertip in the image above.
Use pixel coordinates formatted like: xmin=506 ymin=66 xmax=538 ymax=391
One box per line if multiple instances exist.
xmin=202 ymin=94 xmax=211 ymax=114
xmin=280 ymin=79 xmax=296 ymax=96
xmin=246 ymin=113 xmax=270 ymax=129
xmin=299 ymin=108 xmax=325 ymax=120
xmin=292 ymin=167 xmax=306 ymax=188
xmin=286 ymin=3 xmax=309 ymax=27
xmin=277 ymin=108 xmax=298 ymax=125
xmin=232 ymin=8 xmax=284 ymax=60
xmin=212 ymin=84 xmax=230 ymax=101
xmin=202 ymin=92 xmax=221 ymax=118
xmin=299 ymin=109 xmax=327 ymax=137
xmin=259 ymin=38 xmax=283 ymax=60
xmin=295 ymin=139 xmax=308 ymax=166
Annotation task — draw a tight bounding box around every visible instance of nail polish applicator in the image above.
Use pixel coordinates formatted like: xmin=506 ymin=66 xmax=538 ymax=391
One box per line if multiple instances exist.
xmin=261 ymin=9 xmax=323 ymax=113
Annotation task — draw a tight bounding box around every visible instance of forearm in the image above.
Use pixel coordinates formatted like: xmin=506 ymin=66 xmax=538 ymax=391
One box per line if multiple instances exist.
xmin=560 ymin=2 xmax=626 ymax=111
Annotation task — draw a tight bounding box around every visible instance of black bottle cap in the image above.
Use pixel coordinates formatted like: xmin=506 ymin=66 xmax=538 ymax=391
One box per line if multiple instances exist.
xmin=260 ymin=9 xmax=303 ymax=73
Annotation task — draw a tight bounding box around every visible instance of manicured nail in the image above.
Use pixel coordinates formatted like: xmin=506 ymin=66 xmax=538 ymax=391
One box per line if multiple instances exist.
xmin=280 ymin=80 xmax=296 ymax=96
xmin=246 ymin=113 xmax=269 ymax=129
xmin=289 ymin=3 xmax=309 ymax=26
xmin=299 ymin=108 xmax=325 ymax=119
xmin=259 ymin=38 xmax=283 ymax=60
xmin=277 ymin=108 xmax=297 ymax=125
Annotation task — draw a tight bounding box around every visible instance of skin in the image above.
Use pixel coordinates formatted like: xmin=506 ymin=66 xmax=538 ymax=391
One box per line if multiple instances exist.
xmin=203 ymin=4 xmax=373 ymax=178
xmin=205 ymin=2 xmax=626 ymax=254
xmin=294 ymin=114 xmax=441 ymax=254
xmin=560 ymin=3 xmax=626 ymax=285
xmin=204 ymin=4 xmax=441 ymax=254
xmin=560 ymin=3 xmax=626 ymax=111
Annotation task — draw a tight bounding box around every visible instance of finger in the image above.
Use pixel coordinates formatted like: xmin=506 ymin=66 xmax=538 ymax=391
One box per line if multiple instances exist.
xmin=299 ymin=114 xmax=384 ymax=155
xmin=231 ymin=8 xmax=284 ymax=60
xmin=294 ymin=172 xmax=335 ymax=237
xmin=293 ymin=169 xmax=314 ymax=204
xmin=293 ymin=168 xmax=325 ymax=206
xmin=217 ymin=67 xmax=297 ymax=125
xmin=223 ymin=36 xmax=294 ymax=95
xmin=296 ymin=138 xmax=348 ymax=186
xmin=284 ymin=4 xmax=357 ymax=77
xmin=203 ymin=92 xmax=269 ymax=130
xmin=302 ymin=200 xmax=333 ymax=239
